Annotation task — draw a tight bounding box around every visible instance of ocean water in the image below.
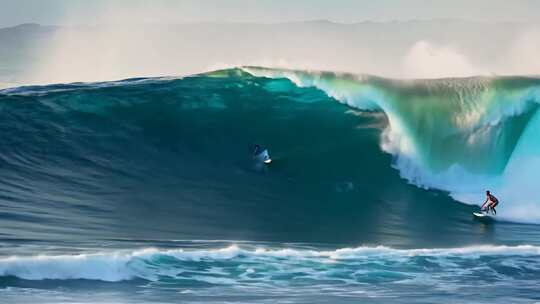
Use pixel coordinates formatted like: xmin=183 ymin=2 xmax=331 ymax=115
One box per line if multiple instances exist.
xmin=0 ymin=68 xmax=539 ymax=303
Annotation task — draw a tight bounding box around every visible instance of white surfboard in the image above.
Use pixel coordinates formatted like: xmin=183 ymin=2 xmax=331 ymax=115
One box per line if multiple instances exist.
xmin=473 ymin=212 xmax=494 ymax=218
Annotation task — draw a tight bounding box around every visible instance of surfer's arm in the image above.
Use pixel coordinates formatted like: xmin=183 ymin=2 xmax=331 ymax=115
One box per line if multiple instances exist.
xmin=480 ymin=199 xmax=488 ymax=209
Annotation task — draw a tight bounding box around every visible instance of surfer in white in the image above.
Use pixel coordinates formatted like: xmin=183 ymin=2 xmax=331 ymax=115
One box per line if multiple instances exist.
xmin=481 ymin=190 xmax=499 ymax=215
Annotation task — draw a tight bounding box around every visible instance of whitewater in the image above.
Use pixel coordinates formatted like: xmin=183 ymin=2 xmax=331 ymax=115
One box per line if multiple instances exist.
xmin=1 ymin=67 xmax=539 ymax=303
xmin=2 ymin=244 xmax=540 ymax=282
xmin=1 ymin=243 xmax=540 ymax=303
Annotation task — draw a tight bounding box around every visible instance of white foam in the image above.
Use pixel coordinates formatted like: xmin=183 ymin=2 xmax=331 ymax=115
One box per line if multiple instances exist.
xmin=1 ymin=244 xmax=539 ymax=282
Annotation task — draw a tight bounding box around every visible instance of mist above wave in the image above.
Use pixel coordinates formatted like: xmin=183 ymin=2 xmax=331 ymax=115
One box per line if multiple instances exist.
xmin=1 ymin=20 xmax=539 ymax=87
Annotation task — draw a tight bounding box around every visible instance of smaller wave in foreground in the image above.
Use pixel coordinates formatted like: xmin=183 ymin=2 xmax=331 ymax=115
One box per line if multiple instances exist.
xmin=1 ymin=245 xmax=539 ymax=285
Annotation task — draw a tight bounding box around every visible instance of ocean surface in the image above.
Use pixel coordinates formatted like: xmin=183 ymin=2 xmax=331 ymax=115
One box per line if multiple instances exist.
xmin=0 ymin=67 xmax=539 ymax=303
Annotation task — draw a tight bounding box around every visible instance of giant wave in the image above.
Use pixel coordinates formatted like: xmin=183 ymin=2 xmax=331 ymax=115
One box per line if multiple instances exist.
xmin=0 ymin=67 xmax=539 ymax=251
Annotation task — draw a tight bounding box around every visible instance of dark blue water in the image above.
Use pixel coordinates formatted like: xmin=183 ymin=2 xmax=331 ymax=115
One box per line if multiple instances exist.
xmin=0 ymin=69 xmax=539 ymax=303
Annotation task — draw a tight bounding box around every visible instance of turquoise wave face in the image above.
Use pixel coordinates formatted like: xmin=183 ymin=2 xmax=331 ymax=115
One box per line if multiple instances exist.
xmin=0 ymin=70 xmax=469 ymax=248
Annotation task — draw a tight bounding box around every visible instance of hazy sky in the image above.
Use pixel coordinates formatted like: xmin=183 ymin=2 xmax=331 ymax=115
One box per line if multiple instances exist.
xmin=1 ymin=0 xmax=539 ymax=27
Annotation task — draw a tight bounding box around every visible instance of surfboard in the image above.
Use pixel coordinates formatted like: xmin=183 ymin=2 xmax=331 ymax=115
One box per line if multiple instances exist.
xmin=473 ymin=212 xmax=494 ymax=218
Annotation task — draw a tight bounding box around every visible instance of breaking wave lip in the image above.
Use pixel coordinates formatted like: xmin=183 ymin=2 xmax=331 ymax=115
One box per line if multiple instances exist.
xmin=1 ymin=244 xmax=539 ymax=282
xmin=241 ymin=66 xmax=540 ymax=224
